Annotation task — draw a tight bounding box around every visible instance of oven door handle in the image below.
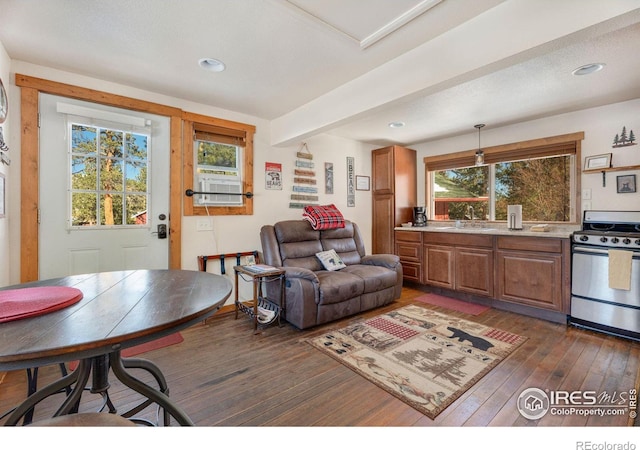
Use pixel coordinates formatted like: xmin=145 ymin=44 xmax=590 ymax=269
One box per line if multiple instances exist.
xmin=572 ymin=246 xmax=640 ymax=258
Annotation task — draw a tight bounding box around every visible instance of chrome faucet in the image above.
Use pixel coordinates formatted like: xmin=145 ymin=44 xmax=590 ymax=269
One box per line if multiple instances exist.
xmin=468 ymin=205 xmax=476 ymax=227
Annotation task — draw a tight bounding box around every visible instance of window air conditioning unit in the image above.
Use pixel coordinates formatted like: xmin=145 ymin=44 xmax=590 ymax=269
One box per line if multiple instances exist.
xmin=198 ymin=176 xmax=243 ymax=205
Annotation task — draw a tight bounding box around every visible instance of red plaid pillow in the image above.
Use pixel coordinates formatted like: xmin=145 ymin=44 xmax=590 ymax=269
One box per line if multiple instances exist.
xmin=302 ymin=204 xmax=345 ymax=230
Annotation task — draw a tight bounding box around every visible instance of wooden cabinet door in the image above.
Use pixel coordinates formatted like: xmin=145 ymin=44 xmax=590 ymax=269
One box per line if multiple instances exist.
xmin=424 ymin=245 xmax=454 ymax=289
xmin=372 ymin=146 xmax=394 ymax=194
xmin=496 ymin=250 xmax=563 ymax=311
xmin=373 ymin=194 xmax=394 ymax=254
xmin=455 ymin=247 xmax=494 ymax=296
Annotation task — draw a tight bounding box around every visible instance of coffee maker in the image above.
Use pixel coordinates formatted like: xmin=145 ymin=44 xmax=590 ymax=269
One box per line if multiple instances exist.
xmin=413 ymin=207 xmax=427 ymax=227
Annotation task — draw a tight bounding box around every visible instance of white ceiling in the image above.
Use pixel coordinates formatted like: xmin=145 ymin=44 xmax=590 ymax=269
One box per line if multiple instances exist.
xmin=1 ymin=0 xmax=639 ymax=148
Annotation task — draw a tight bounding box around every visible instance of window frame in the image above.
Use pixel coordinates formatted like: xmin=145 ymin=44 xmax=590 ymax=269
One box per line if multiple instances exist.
xmin=182 ymin=111 xmax=255 ymax=216
xmin=423 ymin=132 xmax=584 ymax=224
xmin=68 ymin=122 xmax=151 ymax=228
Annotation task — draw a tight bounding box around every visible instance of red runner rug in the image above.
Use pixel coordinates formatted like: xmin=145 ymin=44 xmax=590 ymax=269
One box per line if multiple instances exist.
xmin=414 ymin=293 xmax=490 ymax=315
xmin=120 ymin=332 xmax=184 ymax=358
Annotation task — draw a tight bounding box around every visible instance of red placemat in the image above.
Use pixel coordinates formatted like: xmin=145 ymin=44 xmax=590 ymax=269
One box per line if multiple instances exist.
xmin=0 ymin=286 xmax=83 ymax=323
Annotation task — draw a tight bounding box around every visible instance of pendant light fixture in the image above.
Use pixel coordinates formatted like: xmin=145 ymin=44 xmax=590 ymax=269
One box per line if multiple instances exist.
xmin=474 ymin=124 xmax=485 ymax=166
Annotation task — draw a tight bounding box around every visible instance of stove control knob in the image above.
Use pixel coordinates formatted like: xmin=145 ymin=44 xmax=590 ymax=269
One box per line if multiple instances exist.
xmin=636 ymin=239 xmax=640 ymax=246
xmin=623 ymin=238 xmax=631 ymax=245
xmin=579 ymin=235 xmax=589 ymax=242
xmin=611 ymin=237 xmax=619 ymax=244
xmin=600 ymin=237 xmax=608 ymax=243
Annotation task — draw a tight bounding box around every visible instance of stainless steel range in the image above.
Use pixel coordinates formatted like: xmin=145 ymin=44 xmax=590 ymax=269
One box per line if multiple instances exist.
xmin=569 ymin=210 xmax=640 ymax=341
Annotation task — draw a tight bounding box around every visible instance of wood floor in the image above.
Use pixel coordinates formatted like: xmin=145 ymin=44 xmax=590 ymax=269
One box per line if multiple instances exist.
xmin=1 ymin=286 xmax=639 ymax=427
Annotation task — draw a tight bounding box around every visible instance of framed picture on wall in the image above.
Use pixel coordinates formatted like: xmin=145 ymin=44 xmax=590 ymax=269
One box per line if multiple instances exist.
xmin=616 ymin=174 xmax=636 ymax=193
xmin=356 ymin=175 xmax=370 ymax=191
xmin=585 ymin=153 xmax=612 ymax=170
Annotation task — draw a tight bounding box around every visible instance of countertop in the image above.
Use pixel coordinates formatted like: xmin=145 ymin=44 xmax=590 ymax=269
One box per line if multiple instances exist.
xmin=395 ymin=223 xmax=579 ymax=239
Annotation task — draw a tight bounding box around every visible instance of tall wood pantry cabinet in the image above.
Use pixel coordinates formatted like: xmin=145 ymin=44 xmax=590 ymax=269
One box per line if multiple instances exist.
xmin=372 ymin=145 xmax=417 ymax=254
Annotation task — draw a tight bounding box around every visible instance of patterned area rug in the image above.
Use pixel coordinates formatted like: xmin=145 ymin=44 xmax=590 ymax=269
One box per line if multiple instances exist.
xmin=308 ymin=305 xmax=527 ymax=419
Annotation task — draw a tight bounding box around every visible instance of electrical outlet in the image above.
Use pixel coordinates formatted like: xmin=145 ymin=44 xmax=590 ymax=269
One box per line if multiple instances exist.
xmin=196 ymin=218 xmax=213 ymax=231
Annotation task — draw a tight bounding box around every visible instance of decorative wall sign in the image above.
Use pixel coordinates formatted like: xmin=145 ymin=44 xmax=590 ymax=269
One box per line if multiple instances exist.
xmin=346 ymin=156 xmax=355 ymax=207
xmin=325 ymin=162 xmax=334 ymax=194
xmin=612 ymin=126 xmax=636 ymax=148
xmin=617 ymin=174 xmax=636 ymax=193
xmin=290 ymin=143 xmax=318 ymax=208
xmin=356 ymin=175 xmax=370 ymax=191
xmin=265 ymin=162 xmax=282 ymax=190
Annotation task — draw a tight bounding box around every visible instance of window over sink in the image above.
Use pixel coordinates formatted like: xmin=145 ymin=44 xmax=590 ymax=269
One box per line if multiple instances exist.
xmin=424 ymin=132 xmax=584 ymax=224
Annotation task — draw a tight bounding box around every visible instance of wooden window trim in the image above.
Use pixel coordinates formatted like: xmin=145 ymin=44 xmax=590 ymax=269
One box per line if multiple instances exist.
xmin=423 ymin=132 xmax=584 ymax=171
xmin=182 ymin=111 xmax=255 ymax=216
xmin=423 ymin=131 xmax=584 ymax=224
xmin=15 ymin=74 xmax=256 ymax=282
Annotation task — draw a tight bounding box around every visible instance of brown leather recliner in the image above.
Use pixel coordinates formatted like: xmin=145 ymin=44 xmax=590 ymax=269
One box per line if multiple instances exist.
xmin=260 ymin=220 xmax=402 ymax=330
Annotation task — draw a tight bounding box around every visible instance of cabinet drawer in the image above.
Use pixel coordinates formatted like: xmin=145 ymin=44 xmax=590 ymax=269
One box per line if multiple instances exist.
xmin=396 ymin=242 xmax=421 ymax=262
xmin=497 ymin=236 xmax=564 ymax=253
xmin=401 ymin=262 xmax=422 ymax=283
xmin=395 ymin=230 xmax=422 ymax=243
xmin=423 ymin=232 xmax=493 ymax=248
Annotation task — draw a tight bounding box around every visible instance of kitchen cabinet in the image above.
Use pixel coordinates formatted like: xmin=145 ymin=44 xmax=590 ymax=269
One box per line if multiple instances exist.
xmin=372 ymin=146 xmax=416 ymax=254
xmin=401 ymin=230 xmax=571 ymax=320
xmin=456 ymin=247 xmax=494 ymax=297
xmin=496 ymin=236 xmax=567 ymax=313
xmin=424 ymin=245 xmax=454 ymax=289
xmin=395 ymin=230 xmax=422 ymax=283
xmin=423 ymin=232 xmax=494 ymax=297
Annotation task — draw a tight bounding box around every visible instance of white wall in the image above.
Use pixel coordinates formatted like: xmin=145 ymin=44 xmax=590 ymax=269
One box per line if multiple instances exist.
xmin=412 ymin=98 xmax=640 ymax=216
xmin=4 ymin=61 xmax=376 ymax=291
xmin=5 ymin=58 xmax=639 ymax=294
xmin=0 ymin=42 xmax=10 ymax=287
xmin=181 ymin=133 xmax=374 ymax=270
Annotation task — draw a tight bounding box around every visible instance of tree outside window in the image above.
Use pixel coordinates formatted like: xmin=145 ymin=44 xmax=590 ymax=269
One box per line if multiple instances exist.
xmin=70 ymin=124 xmax=149 ymax=227
xmin=433 ymin=154 xmax=572 ymax=222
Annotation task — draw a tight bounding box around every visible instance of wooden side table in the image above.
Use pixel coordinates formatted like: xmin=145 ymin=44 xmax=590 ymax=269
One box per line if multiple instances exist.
xmin=233 ymin=266 xmax=285 ymax=331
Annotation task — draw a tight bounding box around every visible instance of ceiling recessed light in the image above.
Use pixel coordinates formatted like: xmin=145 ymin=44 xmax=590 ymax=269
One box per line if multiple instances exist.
xmin=572 ymin=63 xmax=605 ymax=76
xmin=198 ymin=57 xmax=226 ymax=72
xmin=388 ymin=121 xmax=405 ymax=128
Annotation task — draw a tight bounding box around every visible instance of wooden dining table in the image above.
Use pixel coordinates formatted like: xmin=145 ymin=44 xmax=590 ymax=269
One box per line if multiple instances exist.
xmin=0 ymin=269 xmax=232 ymax=426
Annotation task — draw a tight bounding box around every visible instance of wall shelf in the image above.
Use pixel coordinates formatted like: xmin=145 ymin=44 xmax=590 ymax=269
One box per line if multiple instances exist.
xmin=582 ymin=164 xmax=640 ymax=174
xmin=582 ymin=165 xmax=640 ymax=187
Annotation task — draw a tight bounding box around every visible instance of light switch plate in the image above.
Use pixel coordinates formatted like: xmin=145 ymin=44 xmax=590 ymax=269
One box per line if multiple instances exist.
xmin=582 ymin=188 xmax=592 ymax=200
xmin=197 ymin=218 xmax=213 ymax=231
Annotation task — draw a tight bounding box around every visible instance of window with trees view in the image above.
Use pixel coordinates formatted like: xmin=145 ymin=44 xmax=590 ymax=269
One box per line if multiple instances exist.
xmin=434 ymin=155 xmax=572 ymax=222
xmin=70 ymin=123 xmax=149 ymax=227
xmin=426 ymin=132 xmax=582 ymax=223
xmin=182 ymin=113 xmax=255 ymax=216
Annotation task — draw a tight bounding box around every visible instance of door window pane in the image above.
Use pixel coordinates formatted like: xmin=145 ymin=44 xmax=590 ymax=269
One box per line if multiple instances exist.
xmin=70 ymin=123 xmax=149 ymax=228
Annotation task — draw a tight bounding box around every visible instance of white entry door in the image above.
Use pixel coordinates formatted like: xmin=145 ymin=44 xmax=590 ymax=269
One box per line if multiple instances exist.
xmin=38 ymin=94 xmax=170 ymax=279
